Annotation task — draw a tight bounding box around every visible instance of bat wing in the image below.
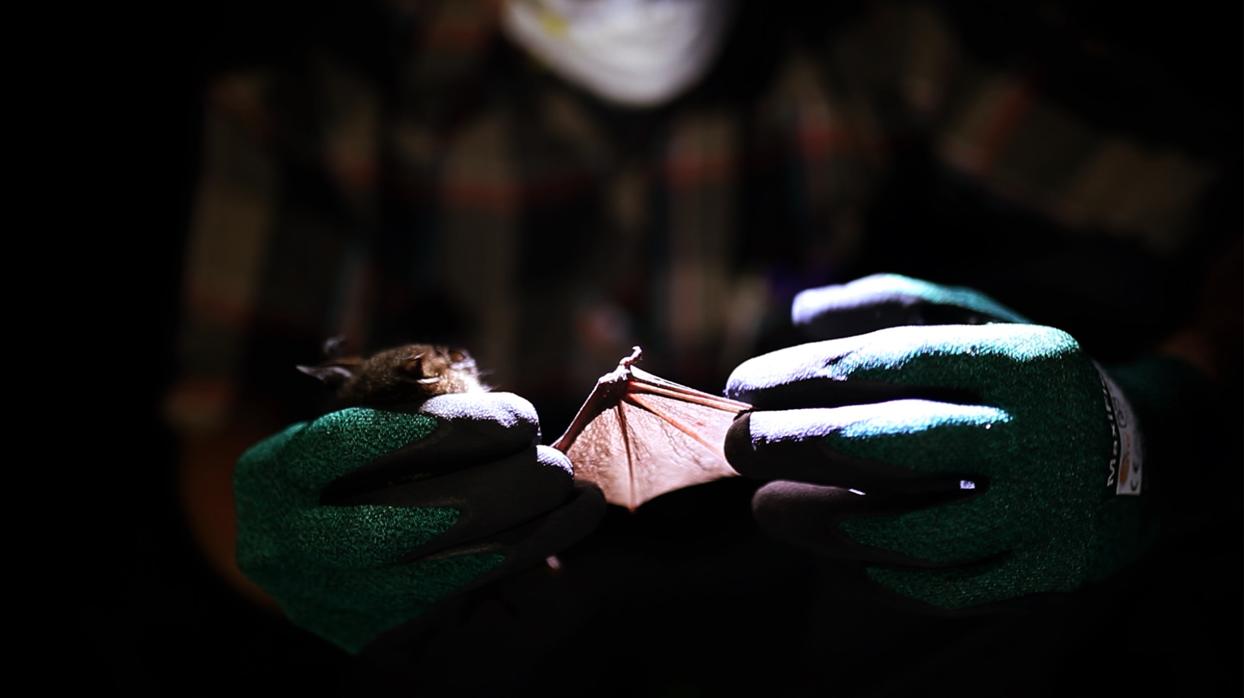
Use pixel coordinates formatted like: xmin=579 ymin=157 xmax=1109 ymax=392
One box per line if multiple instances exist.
xmin=552 ymin=357 xmax=750 ymax=510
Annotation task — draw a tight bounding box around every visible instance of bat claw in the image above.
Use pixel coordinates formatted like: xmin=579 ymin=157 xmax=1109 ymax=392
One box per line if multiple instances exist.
xmin=620 ymin=346 xmax=643 ymax=368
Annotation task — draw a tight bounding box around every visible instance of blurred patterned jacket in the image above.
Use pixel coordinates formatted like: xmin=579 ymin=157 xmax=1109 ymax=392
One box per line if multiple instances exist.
xmin=167 ymin=1 xmax=1227 ymax=435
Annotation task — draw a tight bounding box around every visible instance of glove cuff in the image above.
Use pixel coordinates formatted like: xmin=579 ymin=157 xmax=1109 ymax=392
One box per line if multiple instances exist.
xmin=1085 ymin=355 xmax=1215 ymax=581
xmin=1104 ymin=355 xmax=1213 ymax=434
xmin=1104 ymin=354 xmax=1214 ymax=504
xmin=1096 ymin=364 xmax=1144 ymax=496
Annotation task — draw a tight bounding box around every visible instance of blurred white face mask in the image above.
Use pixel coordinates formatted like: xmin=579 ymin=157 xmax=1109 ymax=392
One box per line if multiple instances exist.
xmin=502 ymin=0 xmax=738 ymax=107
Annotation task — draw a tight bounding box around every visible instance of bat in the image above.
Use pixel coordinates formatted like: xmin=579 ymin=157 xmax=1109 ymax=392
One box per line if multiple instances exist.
xmin=300 ymin=341 xmax=750 ymax=510
xmin=551 ymin=347 xmax=751 ymax=510
xmin=297 ymin=339 xmax=485 ymax=407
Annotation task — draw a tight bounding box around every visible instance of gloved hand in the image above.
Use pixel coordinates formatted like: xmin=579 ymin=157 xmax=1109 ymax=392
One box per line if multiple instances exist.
xmin=724 ymin=274 xmax=1147 ymax=610
xmin=234 ymin=392 xmax=605 ymax=652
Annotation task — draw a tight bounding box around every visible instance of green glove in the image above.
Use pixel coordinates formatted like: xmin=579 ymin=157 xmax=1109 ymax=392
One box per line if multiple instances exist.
xmin=235 ymin=392 xmax=604 ymax=652
xmin=725 ymin=274 xmax=1150 ymax=610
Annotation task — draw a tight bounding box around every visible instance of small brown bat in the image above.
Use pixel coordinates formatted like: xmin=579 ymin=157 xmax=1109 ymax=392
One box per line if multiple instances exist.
xmin=298 ymin=341 xmax=486 ymax=407
xmin=301 ymin=341 xmax=749 ymax=510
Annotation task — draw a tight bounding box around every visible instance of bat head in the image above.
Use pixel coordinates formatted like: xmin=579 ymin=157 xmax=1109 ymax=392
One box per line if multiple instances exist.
xmin=299 ymin=343 xmax=484 ymax=406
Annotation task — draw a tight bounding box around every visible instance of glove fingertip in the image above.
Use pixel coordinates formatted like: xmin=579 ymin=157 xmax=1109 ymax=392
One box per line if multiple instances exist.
xmin=723 ymin=412 xmax=760 ymax=477
xmin=536 ymin=444 xmax=574 ymax=479
xmin=422 ymin=392 xmax=540 ymax=432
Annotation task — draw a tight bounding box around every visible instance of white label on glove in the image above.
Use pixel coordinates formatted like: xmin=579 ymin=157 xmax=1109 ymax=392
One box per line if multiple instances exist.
xmin=1098 ymin=366 xmax=1143 ymax=495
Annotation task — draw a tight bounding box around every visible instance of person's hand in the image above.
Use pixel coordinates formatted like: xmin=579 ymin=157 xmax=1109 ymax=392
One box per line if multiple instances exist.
xmin=234 ymin=392 xmax=605 ymax=652
xmin=724 ymin=274 xmax=1146 ymax=610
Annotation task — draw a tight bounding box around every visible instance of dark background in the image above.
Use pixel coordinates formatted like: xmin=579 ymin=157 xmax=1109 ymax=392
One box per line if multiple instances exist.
xmin=94 ymin=2 xmax=1241 ymax=694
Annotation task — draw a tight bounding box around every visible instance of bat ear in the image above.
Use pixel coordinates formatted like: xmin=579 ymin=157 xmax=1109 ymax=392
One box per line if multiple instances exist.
xmin=297 ymin=362 xmax=356 ymax=387
xmin=321 ymin=335 xmax=349 ymax=358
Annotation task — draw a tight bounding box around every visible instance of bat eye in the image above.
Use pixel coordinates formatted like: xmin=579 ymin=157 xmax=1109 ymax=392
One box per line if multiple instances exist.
xmin=448 ymin=348 xmax=473 ymax=367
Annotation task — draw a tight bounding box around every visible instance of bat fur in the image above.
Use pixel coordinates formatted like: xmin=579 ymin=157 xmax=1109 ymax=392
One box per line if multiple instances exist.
xmin=298 ymin=341 xmax=486 ymax=407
